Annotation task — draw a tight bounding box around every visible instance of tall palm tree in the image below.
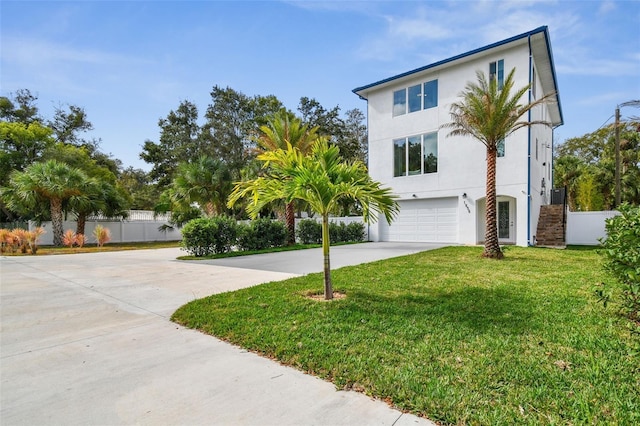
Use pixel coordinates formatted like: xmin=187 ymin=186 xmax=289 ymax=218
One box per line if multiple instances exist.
xmin=70 ymin=179 xmax=129 ymax=235
xmin=2 ymin=160 xmax=88 ymax=246
xmin=229 ymin=139 xmax=398 ymax=300
xmin=443 ymin=69 xmax=554 ymax=259
xmin=170 ymin=155 xmax=233 ymax=217
xmin=254 ymin=110 xmax=322 ymax=244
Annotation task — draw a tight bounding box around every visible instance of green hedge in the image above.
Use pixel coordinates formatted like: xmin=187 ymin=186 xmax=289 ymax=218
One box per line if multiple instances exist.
xmin=237 ymin=218 xmax=288 ymax=251
xmin=181 ymin=216 xmax=239 ymax=256
xmin=296 ymin=219 xmax=365 ymax=244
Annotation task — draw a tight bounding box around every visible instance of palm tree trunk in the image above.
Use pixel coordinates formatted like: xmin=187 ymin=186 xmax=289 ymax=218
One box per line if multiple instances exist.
xmin=50 ymin=197 xmax=64 ymax=247
xmin=76 ymin=212 xmax=87 ymax=236
xmin=285 ymin=201 xmax=296 ymax=245
xmin=321 ymin=214 xmax=333 ymax=300
xmin=483 ymin=148 xmax=504 ymax=259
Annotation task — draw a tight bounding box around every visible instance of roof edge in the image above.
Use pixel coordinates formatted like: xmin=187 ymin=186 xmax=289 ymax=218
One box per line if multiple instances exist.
xmin=353 ymin=26 xmax=549 ymax=96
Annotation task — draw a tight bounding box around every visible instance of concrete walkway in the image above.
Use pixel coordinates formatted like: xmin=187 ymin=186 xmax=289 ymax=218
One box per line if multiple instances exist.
xmin=1 ymin=243 xmax=440 ymax=425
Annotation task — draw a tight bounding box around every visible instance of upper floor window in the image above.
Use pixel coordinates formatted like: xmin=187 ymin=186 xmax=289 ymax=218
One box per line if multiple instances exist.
xmin=393 ymin=132 xmax=438 ymax=177
xmin=532 ymin=66 xmax=537 ymax=99
xmin=489 ymin=59 xmax=504 ymax=89
xmin=392 ymin=79 xmax=438 ymax=116
xmin=393 ymin=89 xmax=407 ymax=116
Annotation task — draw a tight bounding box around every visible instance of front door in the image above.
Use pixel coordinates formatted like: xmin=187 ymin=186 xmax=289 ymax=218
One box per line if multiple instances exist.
xmin=497 ymin=198 xmax=515 ymax=244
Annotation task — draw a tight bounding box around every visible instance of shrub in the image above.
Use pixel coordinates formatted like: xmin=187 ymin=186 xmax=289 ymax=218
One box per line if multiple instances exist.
xmin=93 ymin=225 xmax=111 ymax=247
xmin=181 ymin=216 xmax=239 ymax=256
xmin=12 ymin=228 xmax=29 ymax=253
xmin=63 ymin=229 xmax=77 ymax=248
xmin=237 ymin=218 xmax=287 ymax=251
xmin=26 ymin=227 xmax=46 ymax=254
xmin=296 ymin=219 xmax=366 ymax=244
xmin=75 ymin=233 xmax=86 ymax=248
xmin=598 ymin=204 xmax=640 ymax=328
xmin=344 ymin=221 xmax=366 ymax=242
xmin=296 ymin=219 xmax=322 ymax=244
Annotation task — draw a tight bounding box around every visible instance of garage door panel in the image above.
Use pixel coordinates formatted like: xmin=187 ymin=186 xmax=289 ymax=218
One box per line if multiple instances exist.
xmin=386 ymin=198 xmax=458 ymax=243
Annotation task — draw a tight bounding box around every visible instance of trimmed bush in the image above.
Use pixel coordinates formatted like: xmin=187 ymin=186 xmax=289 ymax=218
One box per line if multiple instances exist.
xmin=181 ymin=216 xmax=238 ymax=256
xmin=297 ymin=219 xmax=366 ymax=244
xmin=598 ymin=204 xmax=640 ymax=327
xmin=238 ymin=219 xmax=288 ymax=251
xmin=296 ymin=219 xmax=322 ymax=244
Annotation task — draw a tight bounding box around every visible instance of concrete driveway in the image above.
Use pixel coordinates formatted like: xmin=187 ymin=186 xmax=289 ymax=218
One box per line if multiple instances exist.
xmin=1 ymin=243 xmax=442 ymax=425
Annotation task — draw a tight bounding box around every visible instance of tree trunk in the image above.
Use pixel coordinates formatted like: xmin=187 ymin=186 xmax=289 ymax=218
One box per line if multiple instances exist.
xmin=321 ymin=214 xmax=333 ymax=300
xmin=76 ymin=212 xmax=87 ymax=236
xmin=285 ymin=201 xmax=296 ymax=245
xmin=483 ymin=147 xmax=504 ymax=259
xmin=50 ymin=197 xmax=64 ymax=247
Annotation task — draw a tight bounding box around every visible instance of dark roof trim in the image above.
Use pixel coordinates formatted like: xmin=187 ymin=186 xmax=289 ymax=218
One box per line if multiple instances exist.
xmin=352 ymin=26 xmax=549 ymax=95
xmin=540 ymin=29 xmax=564 ymax=125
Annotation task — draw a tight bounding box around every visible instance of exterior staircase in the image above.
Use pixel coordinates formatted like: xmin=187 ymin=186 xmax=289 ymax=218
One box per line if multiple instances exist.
xmin=536 ymin=204 xmax=566 ymax=247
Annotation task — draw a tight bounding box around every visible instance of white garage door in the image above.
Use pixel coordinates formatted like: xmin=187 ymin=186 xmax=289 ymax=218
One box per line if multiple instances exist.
xmin=385 ymin=198 xmax=458 ymax=243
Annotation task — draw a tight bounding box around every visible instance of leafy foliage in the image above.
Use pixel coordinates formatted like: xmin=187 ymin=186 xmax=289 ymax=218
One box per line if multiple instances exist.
xmin=296 ymin=219 xmax=322 ymax=244
xmin=237 ymin=218 xmax=287 ymax=251
xmin=93 ymin=224 xmax=111 ymax=247
xmin=598 ymin=204 xmax=640 ymax=328
xmin=180 ymin=216 xmax=239 ymax=256
xmin=229 ymin=139 xmax=397 ymax=299
xmin=444 ymin=68 xmax=554 ymax=258
xmin=554 ymin=121 xmax=640 ymax=210
xmin=297 ymin=219 xmax=365 ymax=244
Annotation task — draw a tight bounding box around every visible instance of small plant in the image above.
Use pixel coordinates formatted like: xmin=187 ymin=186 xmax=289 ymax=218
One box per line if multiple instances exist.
xmin=75 ymin=233 xmax=86 ymax=248
xmin=93 ymin=225 xmax=111 ymax=247
xmin=11 ymin=228 xmax=29 ymax=253
xmin=598 ymin=203 xmax=640 ymax=329
xmin=62 ymin=229 xmax=77 ymax=248
xmin=26 ymin=227 xmax=46 ymax=254
xmin=0 ymin=228 xmax=16 ymax=253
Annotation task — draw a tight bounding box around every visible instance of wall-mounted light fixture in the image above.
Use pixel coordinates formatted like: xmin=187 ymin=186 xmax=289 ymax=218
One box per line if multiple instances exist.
xmin=412 ymin=194 xmax=417 ymax=198
xmin=462 ymin=192 xmax=467 ymax=199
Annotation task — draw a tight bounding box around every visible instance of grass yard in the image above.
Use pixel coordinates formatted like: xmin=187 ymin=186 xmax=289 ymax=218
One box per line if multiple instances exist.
xmin=172 ymin=246 xmax=639 ymax=425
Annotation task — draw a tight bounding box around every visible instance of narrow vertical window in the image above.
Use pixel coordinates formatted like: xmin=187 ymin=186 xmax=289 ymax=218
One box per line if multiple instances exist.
xmin=531 ymin=66 xmax=537 ymax=99
xmin=497 ymin=139 xmax=505 ymax=157
xmin=393 ymin=89 xmax=406 ymax=116
xmin=408 ymin=135 xmax=422 ymax=175
xmin=489 ymin=60 xmax=504 ymax=89
xmin=393 ymin=138 xmax=406 ymax=176
xmin=423 ymin=132 xmax=438 ymax=173
xmin=536 ymin=138 xmax=539 ymax=160
xmin=424 ymin=80 xmax=438 ymax=109
xmin=497 ymin=59 xmax=504 ymax=89
xmin=408 ymin=84 xmax=422 ymax=113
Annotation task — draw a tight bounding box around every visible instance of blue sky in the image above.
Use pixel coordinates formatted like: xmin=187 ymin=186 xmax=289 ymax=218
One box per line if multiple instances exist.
xmin=2 ymin=0 xmax=639 ymax=170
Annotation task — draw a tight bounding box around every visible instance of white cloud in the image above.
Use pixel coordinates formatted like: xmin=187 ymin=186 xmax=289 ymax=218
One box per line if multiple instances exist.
xmin=598 ymin=0 xmax=617 ymax=14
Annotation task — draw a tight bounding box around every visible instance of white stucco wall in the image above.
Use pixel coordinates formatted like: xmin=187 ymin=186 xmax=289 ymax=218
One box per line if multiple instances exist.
xmin=362 ymin=39 xmax=555 ymax=246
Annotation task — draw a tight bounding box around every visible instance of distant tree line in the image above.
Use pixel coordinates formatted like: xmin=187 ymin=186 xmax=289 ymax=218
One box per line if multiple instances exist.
xmin=0 ymin=86 xmax=368 ymax=244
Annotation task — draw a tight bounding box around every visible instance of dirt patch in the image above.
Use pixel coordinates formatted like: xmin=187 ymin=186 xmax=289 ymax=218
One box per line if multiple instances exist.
xmin=306 ymin=291 xmax=347 ymax=302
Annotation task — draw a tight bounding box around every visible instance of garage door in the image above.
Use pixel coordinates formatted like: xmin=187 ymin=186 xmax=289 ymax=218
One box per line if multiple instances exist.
xmin=384 ymin=198 xmax=458 ymax=243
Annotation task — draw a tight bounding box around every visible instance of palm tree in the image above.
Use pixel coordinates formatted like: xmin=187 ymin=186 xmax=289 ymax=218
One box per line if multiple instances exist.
xmin=229 ymin=139 xmax=398 ymax=300
xmin=254 ymin=110 xmax=322 ymax=244
xmin=443 ymin=69 xmax=554 ymax=259
xmin=2 ymin=160 xmax=88 ymax=246
xmin=170 ymin=155 xmax=233 ymax=217
xmin=70 ymin=179 xmax=129 ymax=235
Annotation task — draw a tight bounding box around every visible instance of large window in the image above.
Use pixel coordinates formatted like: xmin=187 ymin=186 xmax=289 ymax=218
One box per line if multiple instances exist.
xmin=489 ymin=59 xmax=504 ymax=89
xmin=424 ymin=80 xmax=438 ymax=109
xmin=393 ymin=79 xmax=438 ymax=116
xmin=393 ymin=132 xmax=438 ymax=177
xmin=393 ymin=89 xmax=407 ymax=116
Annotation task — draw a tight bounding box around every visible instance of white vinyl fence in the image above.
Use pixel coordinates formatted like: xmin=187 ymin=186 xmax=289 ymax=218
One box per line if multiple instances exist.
xmin=565 ymin=210 xmax=620 ymax=246
xmin=29 ymin=212 xmax=181 ymax=246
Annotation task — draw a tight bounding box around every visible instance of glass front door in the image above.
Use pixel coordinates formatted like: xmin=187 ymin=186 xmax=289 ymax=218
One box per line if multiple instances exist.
xmin=498 ymin=201 xmax=510 ymax=239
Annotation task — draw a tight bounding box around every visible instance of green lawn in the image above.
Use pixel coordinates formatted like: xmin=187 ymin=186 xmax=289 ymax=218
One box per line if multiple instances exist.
xmin=172 ymin=246 xmax=639 ymax=425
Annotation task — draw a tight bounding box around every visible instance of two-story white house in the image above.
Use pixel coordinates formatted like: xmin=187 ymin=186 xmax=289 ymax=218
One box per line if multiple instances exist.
xmin=353 ymin=26 xmax=563 ymax=247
